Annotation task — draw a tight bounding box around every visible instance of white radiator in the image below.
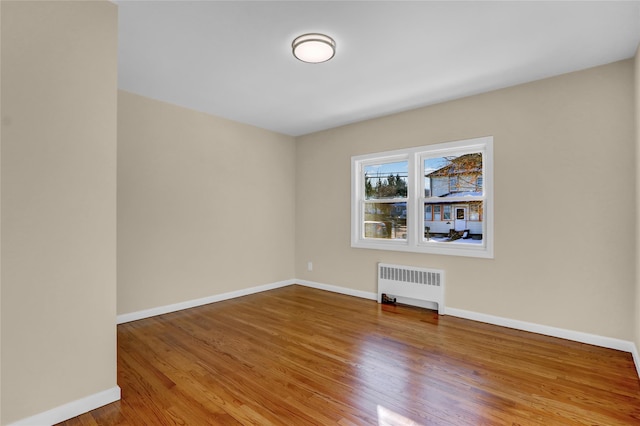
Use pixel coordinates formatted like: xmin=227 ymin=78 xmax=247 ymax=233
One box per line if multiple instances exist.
xmin=377 ymin=263 xmax=445 ymax=314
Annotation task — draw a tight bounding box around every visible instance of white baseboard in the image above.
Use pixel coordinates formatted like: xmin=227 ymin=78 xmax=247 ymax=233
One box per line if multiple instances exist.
xmin=117 ymin=279 xmax=296 ymax=324
xmin=296 ymin=280 xmax=638 ymax=376
xmin=8 ymin=386 xmax=121 ymax=426
xmin=632 ymin=342 xmax=640 ymax=379
xmin=445 ymin=307 xmax=636 ymax=353
xmin=115 ymin=278 xmax=639 ymax=380
xmin=296 ymin=279 xmax=377 ymax=300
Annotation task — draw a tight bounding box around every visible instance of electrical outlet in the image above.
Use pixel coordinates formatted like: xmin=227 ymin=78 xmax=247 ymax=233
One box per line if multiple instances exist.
xmin=307 ymin=261 xmax=313 ymax=271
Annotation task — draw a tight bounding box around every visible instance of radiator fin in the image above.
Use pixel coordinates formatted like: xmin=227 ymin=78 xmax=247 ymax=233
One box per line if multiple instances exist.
xmin=380 ymin=265 xmax=441 ymax=287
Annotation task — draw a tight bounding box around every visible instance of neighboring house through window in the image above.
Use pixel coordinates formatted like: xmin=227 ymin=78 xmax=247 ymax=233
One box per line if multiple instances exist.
xmin=351 ymin=136 xmax=493 ymax=258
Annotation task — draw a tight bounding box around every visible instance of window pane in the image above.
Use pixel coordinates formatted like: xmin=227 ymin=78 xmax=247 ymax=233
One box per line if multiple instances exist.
xmin=469 ymin=201 xmax=482 ymax=221
xmin=449 ymin=177 xmax=458 ymax=193
xmin=424 ymin=203 xmax=447 ymax=236
xmin=363 ymin=202 xmax=407 ymax=239
xmin=443 ymin=205 xmax=451 ymax=220
xmin=425 ymin=152 xmax=483 ymax=197
xmin=424 ymin=205 xmax=432 ymax=221
xmin=364 ymin=161 xmax=408 ymax=200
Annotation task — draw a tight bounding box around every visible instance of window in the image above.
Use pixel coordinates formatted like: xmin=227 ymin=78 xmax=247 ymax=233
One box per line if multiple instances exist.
xmin=424 ymin=205 xmax=432 ymax=221
xmin=433 ymin=205 xmax=441 ymax=221
xmin=449 ymin=177 xmax=458 ymax=194
xmin=469 ymin=202 xmax=482 ymax=221
xmin=443 ymin=205 xmax=451 ymax=221
xmin=351 ymin=136 xmax=493 ymax=258
xmin=362 ymin=161 xmax=408 ymax=240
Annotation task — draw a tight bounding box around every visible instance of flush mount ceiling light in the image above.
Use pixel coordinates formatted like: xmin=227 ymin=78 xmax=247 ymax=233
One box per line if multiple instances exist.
xmin=292 ymin=33 xmax=336 ymax=64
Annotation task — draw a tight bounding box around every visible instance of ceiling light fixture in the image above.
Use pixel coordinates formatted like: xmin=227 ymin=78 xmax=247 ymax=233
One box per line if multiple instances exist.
xmin=292 ymin=33 xmax=336 ymax=64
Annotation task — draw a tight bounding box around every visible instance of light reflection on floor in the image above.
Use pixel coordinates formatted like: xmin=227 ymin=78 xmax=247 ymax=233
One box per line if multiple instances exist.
xmin=377 ymin=405 xmax=423 ymax=426
xmin=350 ymin=312 xmax=484 ymax=426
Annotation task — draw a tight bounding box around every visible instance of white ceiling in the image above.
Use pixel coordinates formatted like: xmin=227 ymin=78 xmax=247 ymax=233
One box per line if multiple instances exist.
xmin=117 ymin=1 xmax=640 ymax=136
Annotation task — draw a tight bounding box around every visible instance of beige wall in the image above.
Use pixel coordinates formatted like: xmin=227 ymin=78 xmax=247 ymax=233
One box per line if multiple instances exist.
xmin=117 ymin=91 xmax=296 ymax=315
xmin=0 ymin=2 xmax=3 ymax=421
xmin=296 ymin=60 xmax=635 ymax=341
xmin=635 ymin=45 xmax=640 ymax=355
xmin=1 ymin=1 xmax=118 ymax=424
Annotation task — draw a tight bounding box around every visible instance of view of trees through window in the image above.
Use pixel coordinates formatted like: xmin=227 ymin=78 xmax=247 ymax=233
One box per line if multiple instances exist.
xmin=363 ymin=161 xmax=407 ymax=239
xmin=365 ymin=173 xmax=407 ymax=199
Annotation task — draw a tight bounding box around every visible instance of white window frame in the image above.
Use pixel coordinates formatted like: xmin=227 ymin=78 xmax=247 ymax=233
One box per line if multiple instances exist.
xmin=351 ymin=136 xmax=493 ymax=258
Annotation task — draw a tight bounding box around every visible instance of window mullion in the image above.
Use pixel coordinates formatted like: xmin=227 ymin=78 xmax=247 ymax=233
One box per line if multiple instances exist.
xmin=406 ymin=152 xmax=418 ymax=247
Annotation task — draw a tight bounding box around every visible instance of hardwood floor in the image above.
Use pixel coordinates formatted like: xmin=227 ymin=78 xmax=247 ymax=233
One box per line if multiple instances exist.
xmin=59 ymin=285 xmax=640 ymax=425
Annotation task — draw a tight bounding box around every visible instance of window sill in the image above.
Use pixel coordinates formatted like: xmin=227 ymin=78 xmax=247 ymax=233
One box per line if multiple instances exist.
xmin=351 ymin=239 xmax=494 ymax=258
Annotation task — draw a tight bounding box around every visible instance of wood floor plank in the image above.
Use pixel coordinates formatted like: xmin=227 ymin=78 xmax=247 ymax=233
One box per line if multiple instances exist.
xmin=58 ymin=285 xmax=640 ymax=425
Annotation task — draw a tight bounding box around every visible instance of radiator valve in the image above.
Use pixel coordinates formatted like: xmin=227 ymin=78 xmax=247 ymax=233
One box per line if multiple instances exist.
xmin=381 ymin=293 xmax=396 ymax=305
